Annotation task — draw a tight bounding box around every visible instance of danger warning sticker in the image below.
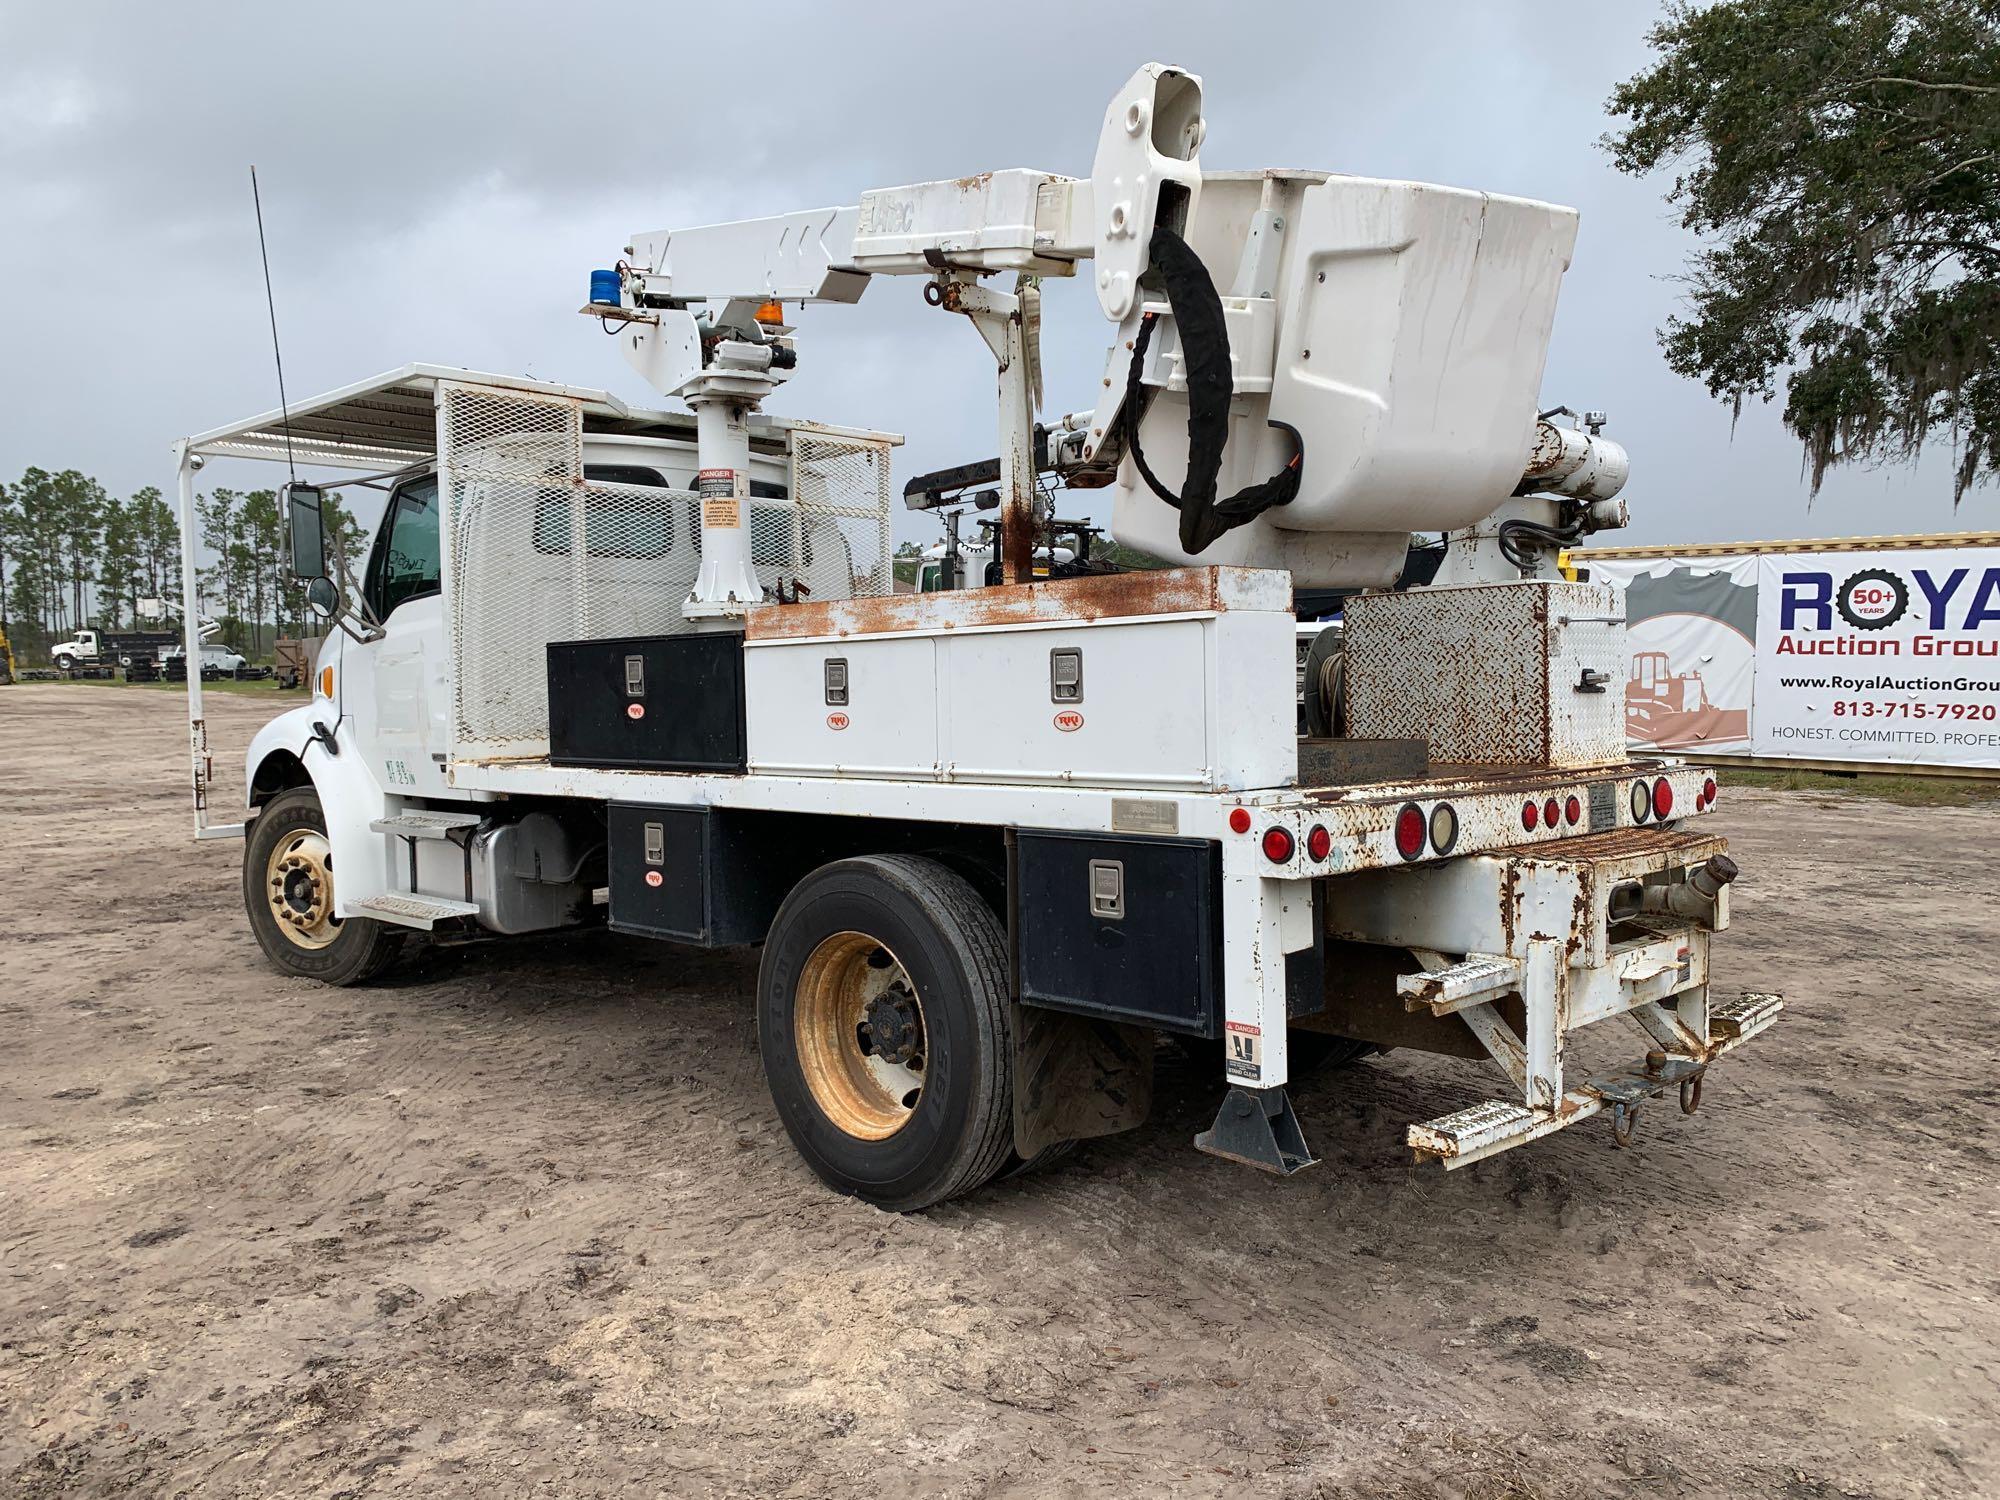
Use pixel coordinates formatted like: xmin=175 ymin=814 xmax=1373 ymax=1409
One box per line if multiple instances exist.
xmin=697 ymin=468 xmax=745 ymax=528
xmin=1224 ymin=1021 xmax=1262 ymax=1080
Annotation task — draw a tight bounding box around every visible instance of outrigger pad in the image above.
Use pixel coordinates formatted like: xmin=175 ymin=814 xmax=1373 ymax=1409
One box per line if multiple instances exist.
xmin=1194 ymin=1086 xmax=1318 ymax=1176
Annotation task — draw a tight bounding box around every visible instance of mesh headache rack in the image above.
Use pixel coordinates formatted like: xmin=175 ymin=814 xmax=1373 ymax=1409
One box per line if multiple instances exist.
xmin=172 ymin=362 xmax=901 ymax=830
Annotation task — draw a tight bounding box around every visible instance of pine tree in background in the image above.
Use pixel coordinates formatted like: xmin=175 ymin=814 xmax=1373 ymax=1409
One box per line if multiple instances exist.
xmin=98 ymin=497 xmax=142 ymax=629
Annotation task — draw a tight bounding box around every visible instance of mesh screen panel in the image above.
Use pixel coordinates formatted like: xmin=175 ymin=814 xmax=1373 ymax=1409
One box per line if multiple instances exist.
xmin=789 ymin=430 xmax=894 ymax=601
xmin=439 ymin=385 xmax=894 ymax=759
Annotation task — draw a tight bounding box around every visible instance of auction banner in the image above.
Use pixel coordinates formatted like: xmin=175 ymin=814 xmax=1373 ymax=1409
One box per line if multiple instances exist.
xmin=1591 ymin=546 xmax=2000 ymax=771
xmin=1753 ymin=548 xmax=2000 ymax=769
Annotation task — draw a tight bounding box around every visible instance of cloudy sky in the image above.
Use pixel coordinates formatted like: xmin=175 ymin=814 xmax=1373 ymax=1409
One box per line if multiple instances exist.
xmin=3 ymin=0 xmax=1990 ymax=551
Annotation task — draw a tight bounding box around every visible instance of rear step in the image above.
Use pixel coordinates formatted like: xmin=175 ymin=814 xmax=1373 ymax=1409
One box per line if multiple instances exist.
xmin=369 ymin=810 xmax=483 ymax=840
xmin=1709 ymin=991 xmax=1783 ymax=1039
xmin=347 ymin=893 xmax=479 ymax=929
xmin=1398 ymin=955 xmax=1523 ymax=1015
xmin=1408 ymin=991 xmax=1785 ymax=1168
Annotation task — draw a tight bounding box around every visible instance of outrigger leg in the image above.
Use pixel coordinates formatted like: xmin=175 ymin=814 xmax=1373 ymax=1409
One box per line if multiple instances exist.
xmin=1196 ymin=1086 xmax=1316 ymax=1176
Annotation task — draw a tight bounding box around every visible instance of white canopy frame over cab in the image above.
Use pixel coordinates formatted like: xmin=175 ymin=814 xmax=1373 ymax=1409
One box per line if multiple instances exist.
xmin=170 ymin=363 xmax=899 ymax=837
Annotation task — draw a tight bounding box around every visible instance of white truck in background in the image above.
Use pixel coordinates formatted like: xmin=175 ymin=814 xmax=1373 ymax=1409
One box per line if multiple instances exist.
xmin=172 ymin=62 xmax=1779 ymax=1210
xmin=51 ymin=626 xmax=184 ymax=678
xmin=161 ymin=641 xmax=251 ymax=680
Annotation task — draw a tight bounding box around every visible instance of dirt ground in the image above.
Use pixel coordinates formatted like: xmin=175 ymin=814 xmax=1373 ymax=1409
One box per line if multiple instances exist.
xmin=3 ymin=685 xmax=1995 ymax=1499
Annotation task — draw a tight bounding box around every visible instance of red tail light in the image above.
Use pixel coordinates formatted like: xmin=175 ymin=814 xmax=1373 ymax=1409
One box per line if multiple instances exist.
xmin=1703 ymin=777 xmax=1718 ymax=805
xmin=1565 ymin=794 xmax=1582 ymax=826
xmin=1521 ymin=799 xmax=1539 ymax=831
xmin=1262 ymin=827 xmax=1295 ymax=863
xmin=1653 ymin=777 xmax=1674 ymax=819
xmin=1393 ymin=803 xmax=1426 ymax=861
xmin=1543 ymin=797 xmax=1560 ymax=830
xmin=1305 ymin=824 xmax=1332 ymax=861
xmin=1228 ymin=807 xmax=1252 ymax=834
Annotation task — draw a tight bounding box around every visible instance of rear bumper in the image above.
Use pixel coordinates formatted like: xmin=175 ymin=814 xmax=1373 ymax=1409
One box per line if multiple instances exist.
xmin=1408 ymin=991 xmax=1783 ymax=1167
xmin=1316 ymin=824 xmax=1779 ymax=1168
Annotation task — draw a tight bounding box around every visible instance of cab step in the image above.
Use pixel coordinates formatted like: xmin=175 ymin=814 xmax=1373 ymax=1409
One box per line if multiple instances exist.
xmin=1398 ymin=954 xmax=1523 ymax=1015
xmin=347 ymin=892 xmax=480 ymax=929
xmin=369 ymin=809 xmax=483 ymax=840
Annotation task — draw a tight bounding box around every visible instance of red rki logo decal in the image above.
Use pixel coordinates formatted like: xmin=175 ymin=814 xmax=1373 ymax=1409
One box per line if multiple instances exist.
xmin=644 ymin=870 xmax=663 ymax=888
xmin=826 ymin=712 xmax=850 ymax=731
xmin=1053 ymin=710 xmax=1084 ymax=732
xmin=626 ymin=703 xmax=645 ymax=720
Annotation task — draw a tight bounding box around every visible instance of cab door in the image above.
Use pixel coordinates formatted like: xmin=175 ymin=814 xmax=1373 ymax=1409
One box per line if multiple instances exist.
xmin=343 ymin=475 xmax=452 ymax=797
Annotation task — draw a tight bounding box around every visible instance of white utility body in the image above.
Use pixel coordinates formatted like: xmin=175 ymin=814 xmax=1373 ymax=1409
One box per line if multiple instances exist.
xmin=178 ymin=63 xmax=1778 ymax=1209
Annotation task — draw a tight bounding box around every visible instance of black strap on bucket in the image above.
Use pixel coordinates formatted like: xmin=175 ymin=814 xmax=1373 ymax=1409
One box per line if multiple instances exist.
xmin=1121 ymin=224 xmax=1303 ymax=554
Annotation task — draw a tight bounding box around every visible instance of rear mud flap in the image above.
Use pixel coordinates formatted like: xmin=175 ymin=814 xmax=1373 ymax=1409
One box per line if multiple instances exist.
xmin=1011 ymin=1006 xmax=1154 ymax=1161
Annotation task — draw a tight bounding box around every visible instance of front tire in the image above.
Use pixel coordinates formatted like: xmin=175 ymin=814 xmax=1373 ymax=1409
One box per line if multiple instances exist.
xmin=243 ymin=787 xmax=408 ymax=986
xmin=758 ymin=855 xmax=1014 ymax=1212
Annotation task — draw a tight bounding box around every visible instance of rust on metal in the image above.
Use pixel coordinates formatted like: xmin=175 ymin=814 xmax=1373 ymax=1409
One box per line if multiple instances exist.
xmin=1000 ymin=490 xmax=1035 ymax=586
xmin=1512 ymin=826 xmax=1726 ymax=866
xmin=1523 ymin=419 xmax=1570 ymax=479
xmin=743 ymin=565 xmax=1291 ymax=642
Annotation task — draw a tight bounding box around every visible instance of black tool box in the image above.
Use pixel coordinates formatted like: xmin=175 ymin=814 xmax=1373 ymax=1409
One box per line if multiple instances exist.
xmin=546 ymin=632 xmax=747 ymax=772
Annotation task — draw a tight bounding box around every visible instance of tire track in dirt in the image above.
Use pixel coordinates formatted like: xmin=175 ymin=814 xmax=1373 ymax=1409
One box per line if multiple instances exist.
xmin=4 ymin=686 xmax=1997 ymax=1498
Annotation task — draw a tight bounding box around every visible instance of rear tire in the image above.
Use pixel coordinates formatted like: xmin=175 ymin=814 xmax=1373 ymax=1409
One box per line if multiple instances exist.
xmin=757 ymin=855 xmax=1014 ymax=1212
xmin=243 ymin=787 xmax=409 ymax=986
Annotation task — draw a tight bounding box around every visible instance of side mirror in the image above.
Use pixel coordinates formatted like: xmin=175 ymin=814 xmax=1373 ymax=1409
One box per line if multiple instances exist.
xmin=306 ymin=576 xmax=340 ymax=620
xmin=285 ymin=482 xmax=328 ymax=580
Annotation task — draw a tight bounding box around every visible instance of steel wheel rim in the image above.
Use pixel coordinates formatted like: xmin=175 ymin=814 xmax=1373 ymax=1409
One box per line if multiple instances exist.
xmin=266 ymin=828 xmax=340 ymax=950
xmin=794 ymin=931 xmax=926 ymax=1141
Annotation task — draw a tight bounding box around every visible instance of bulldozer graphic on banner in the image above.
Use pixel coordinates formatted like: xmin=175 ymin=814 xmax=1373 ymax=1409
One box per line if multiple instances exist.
xmin=1627 ymin=649 xmax=1751 ymax=750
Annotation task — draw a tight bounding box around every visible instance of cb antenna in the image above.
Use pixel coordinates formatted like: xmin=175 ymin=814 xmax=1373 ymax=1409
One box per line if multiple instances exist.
xmin=250 ymin=165 xmax=297 ymax=483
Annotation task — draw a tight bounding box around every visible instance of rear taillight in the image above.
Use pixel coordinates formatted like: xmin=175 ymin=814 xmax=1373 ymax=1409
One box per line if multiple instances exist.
xmin=1262 ymin=827 xmax=1295 ymax=863
xmin=1394 ymin=803 xmax=1426 ymax=861
xmin=1653 ymin=777 xmax=1674 ymax=820
xmin=1631 ymin=779 xmax=1652 ymax=823
xmin=1565 ymin=794 xmax=1582 ymax=826
xmin=1543 ymin=797 xmax=1560 ymax=829
xmin=1703 ymin=777 xmax=1718 ymax=806
xmin=1306 ymin=824 xmax=1332 ymax=861
xmin=1521 ymin=799 xmax=1540 ymax=831
xmin=1228 ymin=807 xmax=1252 ymax=834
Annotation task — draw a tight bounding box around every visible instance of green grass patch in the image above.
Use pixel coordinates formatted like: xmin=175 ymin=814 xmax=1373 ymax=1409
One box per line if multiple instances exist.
xmin=7 ymin=675 xmax=300 ymax=697
xmin=1725 ymin=767 xmax=2000 ymax=808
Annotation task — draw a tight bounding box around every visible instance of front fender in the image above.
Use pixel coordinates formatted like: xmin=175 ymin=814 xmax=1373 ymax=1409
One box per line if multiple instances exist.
xmin=244 ymin=703 xmax=326 ymax=809
xmin=244 ymin=705 xmax=394 ymax=919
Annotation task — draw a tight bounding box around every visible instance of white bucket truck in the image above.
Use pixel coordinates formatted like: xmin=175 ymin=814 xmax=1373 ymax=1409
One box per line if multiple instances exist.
xmin=174 ymin=64 xmax=1778 ymax=1209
